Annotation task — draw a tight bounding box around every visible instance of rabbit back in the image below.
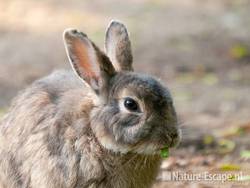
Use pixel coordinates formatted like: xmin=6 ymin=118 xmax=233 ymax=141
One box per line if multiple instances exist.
xmin=0 ymin=70 xmax=105 ymax=188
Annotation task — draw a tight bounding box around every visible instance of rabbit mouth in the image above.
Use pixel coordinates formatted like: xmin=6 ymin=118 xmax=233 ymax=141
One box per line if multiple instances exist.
xmin=133 ymin=141 xmax=176 ymax=155
xmin=133 ymin=130 xmax=181 ymax=155
xmin=133 ymin=143 xmax=160 ymax=155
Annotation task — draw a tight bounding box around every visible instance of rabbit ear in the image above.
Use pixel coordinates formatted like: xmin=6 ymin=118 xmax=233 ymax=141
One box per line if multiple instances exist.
xmin=105 ymin=20 xmax=133 ymax=72
xmin=63 ymin=29 xmax=115 ymax=93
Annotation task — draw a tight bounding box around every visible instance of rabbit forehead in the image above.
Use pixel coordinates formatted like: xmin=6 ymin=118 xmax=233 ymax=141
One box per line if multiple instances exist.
xmin=112 ymin=72 xmax=173 ymax=105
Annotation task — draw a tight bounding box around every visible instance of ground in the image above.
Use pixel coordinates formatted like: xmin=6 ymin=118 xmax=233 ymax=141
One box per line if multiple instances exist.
xmin=0 ymin=0 xmax=250 ymax=187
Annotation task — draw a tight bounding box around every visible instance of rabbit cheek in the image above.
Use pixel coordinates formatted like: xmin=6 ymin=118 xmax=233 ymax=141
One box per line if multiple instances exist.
xmin=90 ymin=121 xmax=131 ymax=154
xmin=132 ymin=113 xmax=180 ymax=154
xmin=90 ymin=108 xmax=133 ymax=154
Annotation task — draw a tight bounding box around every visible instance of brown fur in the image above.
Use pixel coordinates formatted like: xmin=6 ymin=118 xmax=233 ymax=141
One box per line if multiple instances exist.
xmin=0 ymin=21 xmax=180 ymax=188
xmin=0 ymin=71 xmax=161 ymax=188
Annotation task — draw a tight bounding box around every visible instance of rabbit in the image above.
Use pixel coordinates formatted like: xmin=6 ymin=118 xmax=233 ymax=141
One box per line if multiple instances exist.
xmin=0 ymin=20 xmax=181 ymax=188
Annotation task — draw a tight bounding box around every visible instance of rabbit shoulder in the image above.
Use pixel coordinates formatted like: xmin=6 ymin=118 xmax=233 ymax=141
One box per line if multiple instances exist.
xmin=0 ymin=70 xmax=105 ymax=188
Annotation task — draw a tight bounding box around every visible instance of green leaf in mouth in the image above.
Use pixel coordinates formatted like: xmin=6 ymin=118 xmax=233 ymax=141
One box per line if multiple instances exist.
xmin=160 ymin=147 xmax=169 ymax=158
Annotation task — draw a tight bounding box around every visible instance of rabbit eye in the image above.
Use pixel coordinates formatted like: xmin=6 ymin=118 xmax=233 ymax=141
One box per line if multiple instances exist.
xmin=124 ymin=97 xmax=139 ymax=112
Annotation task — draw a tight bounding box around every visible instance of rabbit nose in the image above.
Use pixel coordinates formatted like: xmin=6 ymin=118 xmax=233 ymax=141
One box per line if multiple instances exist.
xmin=172 ymin=132 xmax=179 ymax=141
xmin=169 ymin=129 xmax=181 ymax=148
xmin=160 ymin=128 xmax=181 ymax=148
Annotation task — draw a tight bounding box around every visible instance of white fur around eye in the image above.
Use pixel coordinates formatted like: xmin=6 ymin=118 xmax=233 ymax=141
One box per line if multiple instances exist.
xmin=118 ymin=97 xmax=143 ymax=114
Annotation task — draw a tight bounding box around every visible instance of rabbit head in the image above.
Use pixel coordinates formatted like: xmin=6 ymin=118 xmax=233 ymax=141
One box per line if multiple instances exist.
xmin=63 ymin=21 xmax=181 ymax=155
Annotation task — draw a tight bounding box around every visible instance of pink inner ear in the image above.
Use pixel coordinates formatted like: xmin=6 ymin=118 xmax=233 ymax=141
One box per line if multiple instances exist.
xmin=72 ymin=38 xmax=100 ymax=83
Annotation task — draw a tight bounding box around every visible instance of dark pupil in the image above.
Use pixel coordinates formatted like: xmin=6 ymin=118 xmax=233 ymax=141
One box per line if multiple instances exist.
xmin=124 ymin=98 xmax=138 ymax=111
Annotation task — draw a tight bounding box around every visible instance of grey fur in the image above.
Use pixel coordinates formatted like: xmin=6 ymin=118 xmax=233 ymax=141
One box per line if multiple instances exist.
xmin=105 ymin=21 xmax=133 ymax=71
xmin=0 ymin=21 xmax=180 ymax=188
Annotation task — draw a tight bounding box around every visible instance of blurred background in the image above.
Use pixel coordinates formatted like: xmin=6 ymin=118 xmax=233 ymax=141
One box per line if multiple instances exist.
xmin=1 ymin=0 xmax=250 ymax=187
